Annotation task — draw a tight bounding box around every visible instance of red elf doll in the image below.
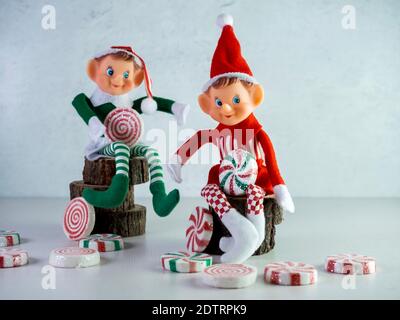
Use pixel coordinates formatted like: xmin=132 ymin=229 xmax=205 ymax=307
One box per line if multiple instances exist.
xmin=168 ymin=14 xmax=295 ymax=263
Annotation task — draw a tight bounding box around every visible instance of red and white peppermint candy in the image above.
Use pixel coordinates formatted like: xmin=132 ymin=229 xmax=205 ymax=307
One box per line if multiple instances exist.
xmin=219 ymin=149 xmax=258 ymax=196
xmin=104 ymin=107 xmax=143 ymax=147
xmin=63 ymin=197 xmax=95 ymax=241
xmin=264 ymin=261 xmax=318 ymax=286
xmin=202 ymin=263 xmax=258 ymax=288
xmin=49 ymin=247 xmax=100 ymax=268
xmin=325 ymin=253 xmax=376 ymax=275
xmin=161 ymin=251 xmax=212 ymax=273
xmin=0 ymin=230 xmax=20 ymax=247
xmin=79 ymin=234 xmax=124 ymax=252
xmin=186 ymin=206 xmax=213 ymax=253
xmin=0 ymin=248 xmax=29 ymax=268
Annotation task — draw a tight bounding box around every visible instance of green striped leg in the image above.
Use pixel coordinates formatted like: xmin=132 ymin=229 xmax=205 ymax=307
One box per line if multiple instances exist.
xmin=131 ymin=144 xmax=180 ymax=217
xmin=82 ymin=142 xmax=130 ymax=208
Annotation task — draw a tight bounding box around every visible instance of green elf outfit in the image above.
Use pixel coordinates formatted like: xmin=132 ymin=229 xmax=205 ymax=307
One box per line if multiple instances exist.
xmin=72 ymin=46 xmax=189 ymax=217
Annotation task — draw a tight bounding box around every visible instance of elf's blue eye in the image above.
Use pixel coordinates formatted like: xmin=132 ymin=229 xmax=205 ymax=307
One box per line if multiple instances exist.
xmin=106 ymin=67 xmax=114 ymax=76
xmin=215 ymin=98 xmax=223 ymax=107
xmin=123 ymin=71 xmax=129 ymax=79
xmin=232 ymin=95 xmax=240 ymax=104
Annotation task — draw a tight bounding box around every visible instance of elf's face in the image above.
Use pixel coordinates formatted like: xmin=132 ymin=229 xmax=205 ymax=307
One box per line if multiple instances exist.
xmin=87 ymin=55 xmax=144 ymax=96
xmin=198 ymin=81 xmax=264 ymax=126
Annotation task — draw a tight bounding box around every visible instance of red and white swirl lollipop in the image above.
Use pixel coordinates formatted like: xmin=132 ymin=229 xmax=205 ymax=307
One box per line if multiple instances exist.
xmin=104 ymin=107 xmax=143 ymax=147
xmin=63 ymin=197 xmax=95 ymax=241
xmin=49 ymin=247 xmax=100 ymax=268
xmin=186 ymin=206 xmax=213 ymax=253
xmin=202 ymin=263 xmax=257 ymax=288
xmin=0 ymin=248 xmax=29 ymax=268
xmin=325 ymin=253 xmax=376 ymax=275
xmin=219 ymin=149 xmax=258 ymax=196
xmin=264 ymin=261 xmax=318 ymax=286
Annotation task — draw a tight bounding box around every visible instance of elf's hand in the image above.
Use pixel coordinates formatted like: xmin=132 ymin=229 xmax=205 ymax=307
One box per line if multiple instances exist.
xmin=88 ymin=116 xmax=106 ymax=141
xmin=167 ymin=154 xmax=183 ymax=183
xmin=273 ymin=184 xmax=295 ymax=213
xmin=172 ymin=102 xmax=190 ymax=126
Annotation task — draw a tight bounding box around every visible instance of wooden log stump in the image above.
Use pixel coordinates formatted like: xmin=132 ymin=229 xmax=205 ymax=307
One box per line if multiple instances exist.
xmin=69 ymin=155 xmax=149 ymax=237
xmin=92 ymin=205 xmax=146 ymax=237
xmin=203 ymin=195 xmax=283 ymax=256
xmin=83 ymin=156 xmax=149 ymax=186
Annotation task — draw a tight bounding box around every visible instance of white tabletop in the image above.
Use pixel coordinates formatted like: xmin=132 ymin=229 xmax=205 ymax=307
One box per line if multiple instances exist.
xmin=0 ymin=197 xmax=399 ymax=300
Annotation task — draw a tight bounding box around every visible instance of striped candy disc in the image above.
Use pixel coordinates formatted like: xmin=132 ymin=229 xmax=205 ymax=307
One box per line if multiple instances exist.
xmin=79 ymin=234 xmax=124 ymax=252
xmin=219 ymin=149 xmax=258 ymax=196
xmin=104 ymin=107 xmax=143 ymax=147
xmin=202 ymin=263 xmax=257 ymax=288
xmin=185 ymin=206 xmax=213 ymax=253
xmin=0 ymin=230 xmax=21 ymax=247
xmin=264 ymin=261 xmax=318 ymax=286
xmin=49 ymin=247 xmax=100 ymax=268
xmin=161 ymin=251 xmax=212 ymax=273
xmin=63 ymin=197 xmax=95 ymax=241
xmin=325 ymin=253 xmax=376 ymax=275
xmin=0 ymin=248 xmax=29 ymax=268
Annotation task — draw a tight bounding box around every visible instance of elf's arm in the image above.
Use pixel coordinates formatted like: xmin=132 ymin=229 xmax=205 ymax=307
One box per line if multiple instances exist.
xmin=72 ymin=93 xmax=106 ymax=141
xmin=132 ymin=96 xmax=190 ymax=126
xmin=167 ymin=129 xmax=214 ymax=183
xmin=257 ymin=129 xmax=295 ymax=213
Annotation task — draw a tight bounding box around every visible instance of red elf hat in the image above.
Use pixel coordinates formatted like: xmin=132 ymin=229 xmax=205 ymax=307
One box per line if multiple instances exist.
xmin=202 ymin=14 xmax=258 ymax=92
xmin=94 ymin=46 xmax=156 ymax=113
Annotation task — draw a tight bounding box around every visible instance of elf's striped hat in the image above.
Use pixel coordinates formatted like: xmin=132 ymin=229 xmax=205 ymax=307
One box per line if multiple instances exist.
xmin=202 ymin=14 xmax=258 ymax=92
xmin=94 ymin=46 xmax=156 ymax=114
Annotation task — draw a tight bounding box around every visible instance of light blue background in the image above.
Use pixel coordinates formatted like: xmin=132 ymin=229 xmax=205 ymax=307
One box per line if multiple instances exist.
xmin=0 ymin=0 xmax=399 ymax=197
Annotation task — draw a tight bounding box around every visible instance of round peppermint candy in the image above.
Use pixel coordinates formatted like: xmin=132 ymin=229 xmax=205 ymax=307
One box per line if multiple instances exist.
xmin=186 ymin=206 xmax=213 ymax=253
xmin=161 ymin=251 xmax=212 ymax=273
xmin=0 ymin=248 xmax=29 ymax=268
xmin=202 ymin=263 xmax=257 ymax=289
xmin=49 ymin=247 xmax=100 ymax=268
xmin=219 ymin=149 xmax=258 ymax=196
xmin=79 ymin=234 xmax=124 ymax=252
xmin=104 ymin=107 xmax=143 ymax=147
xmin=325 ymin=253 xmax=376 ymax=275
xmin=63 ymin=197 xmax=95 ymax=241
xmin=264 ymin=261 xmax=318 ymax=286
xmin=0 ymin=230 xmax=20 ymax=247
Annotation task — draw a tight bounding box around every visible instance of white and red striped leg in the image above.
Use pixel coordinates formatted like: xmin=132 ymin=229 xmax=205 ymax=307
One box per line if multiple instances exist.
xmin=200 ymin=184 xmax=231 ymax=218
xmin=201 ymin=184 xmax=258 ymax=263
xmin=245 ymin=184 xmax=266 ymax=249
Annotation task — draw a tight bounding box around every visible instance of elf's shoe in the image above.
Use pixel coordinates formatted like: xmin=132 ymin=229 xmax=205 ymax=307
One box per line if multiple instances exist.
xmin=150 ymin=181 xmax=180 ymax=217
xmin=82 ymin=174 xmax=129 ymax=208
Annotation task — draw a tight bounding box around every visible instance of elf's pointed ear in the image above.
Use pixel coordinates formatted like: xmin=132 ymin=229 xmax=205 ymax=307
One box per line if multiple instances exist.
xmin=198 ymin=93 xmax=211 ymax=115
xmin=133 ymin=68 xmax=145 ymax=87
xmin=251 ymin=84 xmax=264 ymax=108
xmin=86 ymin=59 xmax=98 ymax=82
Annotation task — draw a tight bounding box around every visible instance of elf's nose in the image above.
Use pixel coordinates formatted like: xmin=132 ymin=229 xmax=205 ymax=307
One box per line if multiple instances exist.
xmin=111 ymin=75 xmax=124 ymax=86
xmin=221 ymin=103 xmax=233 ymax=114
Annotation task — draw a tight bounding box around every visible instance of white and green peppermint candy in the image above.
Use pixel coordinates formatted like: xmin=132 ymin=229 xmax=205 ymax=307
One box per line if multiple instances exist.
xmin=161 ymin=251 xmax=212 ymax=273
xmin=79 ymin=234 xmax=124 ymax=252
xmin=0 ymin=230 xmax=21 ymax=247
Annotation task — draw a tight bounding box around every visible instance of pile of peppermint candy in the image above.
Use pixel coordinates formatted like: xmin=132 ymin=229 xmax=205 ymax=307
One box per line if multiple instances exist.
xmin=160 ymin=204 xmax=376 ymax=289
xmin=160 ymin=249 xmax=376 ymax=289
xmin=1 ymin=226 xmax=125 ymax=269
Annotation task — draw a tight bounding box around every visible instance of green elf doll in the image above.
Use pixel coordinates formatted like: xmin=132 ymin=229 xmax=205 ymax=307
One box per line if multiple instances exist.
xmin=65 ymin=46 xmax=189 ymax=232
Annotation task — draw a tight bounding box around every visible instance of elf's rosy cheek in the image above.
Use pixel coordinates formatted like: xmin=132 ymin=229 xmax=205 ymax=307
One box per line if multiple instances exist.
xmin=123 ymin=79 xmax=134 ymax=91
